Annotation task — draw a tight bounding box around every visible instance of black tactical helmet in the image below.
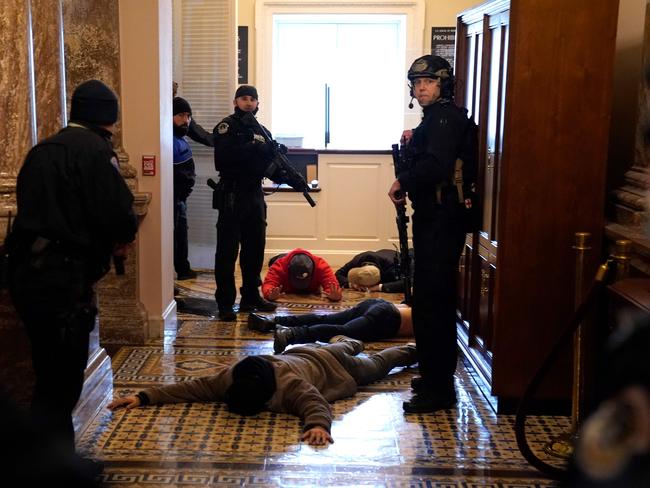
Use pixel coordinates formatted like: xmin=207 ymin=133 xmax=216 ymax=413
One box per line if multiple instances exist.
xmin=407 ymin=54 xmax=455 ymax=101
xmin=407 ymin=55 xmax=451 ymax=81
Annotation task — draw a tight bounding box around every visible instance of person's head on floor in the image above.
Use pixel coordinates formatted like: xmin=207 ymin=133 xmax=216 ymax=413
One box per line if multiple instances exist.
xmin=70 ymin=79 xmax=119 ymax=133
xmin=173 ymin=97 xmax=192 ymax=137
xmin=570 ymin=313 xmax=650 ymax=486
xmin=348 ymin=263 xmax=381 ymax=288
xmin=225 ymin=356 xmax=276 ymax=416
xmin=288 ymin=252 xmax=314 ymax=291
xmin=233 ymin=84 xmax=259 ymax=115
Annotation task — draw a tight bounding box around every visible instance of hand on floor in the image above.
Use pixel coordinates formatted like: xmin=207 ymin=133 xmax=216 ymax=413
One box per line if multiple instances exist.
xmin=107 ymin=395 xmax=141 ymax=410
xmin=301 ymin=426 xmax=333 ymax=446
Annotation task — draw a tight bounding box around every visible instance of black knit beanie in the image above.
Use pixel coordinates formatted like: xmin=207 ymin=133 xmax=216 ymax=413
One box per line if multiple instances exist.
xmin=70 ymin=79 xmax=119 ymax=125
xmin=235 ymin=85 xmax=258 ymax=100
xmin=225 ymin=356 xmax=276 ymax=416
xmin=173 ymin=97 xmax=192 ymax=116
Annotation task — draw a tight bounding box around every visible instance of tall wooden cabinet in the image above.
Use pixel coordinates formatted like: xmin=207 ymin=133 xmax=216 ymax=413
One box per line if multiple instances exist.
xmin=455 ymin=0 xmax=619 ymax=412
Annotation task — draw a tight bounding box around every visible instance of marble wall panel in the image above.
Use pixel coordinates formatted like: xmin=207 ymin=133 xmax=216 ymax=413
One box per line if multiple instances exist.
xmin=31 ymin=0 xmax=66 ymax=141
xmin=0 ymin=1 xmax=35 ymax=184
xmin=62 ymin=0 xmax=123 ymax=148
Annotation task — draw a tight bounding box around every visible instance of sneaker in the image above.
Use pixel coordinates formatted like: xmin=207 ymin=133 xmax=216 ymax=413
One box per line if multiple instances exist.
xmin=239 ymin=296 xmax=277 ymax=313
xmin=274 ymin=325 xmax=295 ymax=354
xmin=218 ymin=308 xmax=237 ymax=322
xmin=328 ymin=335 xmax=364 ymax=355
xmin=402 ymin=391 xmax=457 ymax=414
xmin=176 ymin=269 xmax=198 ymax=280
xmin=247 ymin=313 xmax=277 ymax=332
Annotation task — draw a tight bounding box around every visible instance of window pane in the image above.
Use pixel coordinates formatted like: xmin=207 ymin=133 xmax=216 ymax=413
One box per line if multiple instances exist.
xmin=272 ymin=14 xmax=405 ymax=150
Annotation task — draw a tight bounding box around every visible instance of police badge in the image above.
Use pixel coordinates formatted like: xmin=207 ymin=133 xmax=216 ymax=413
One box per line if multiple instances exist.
xmin=217 ymin=122 xmax=229 ymax=134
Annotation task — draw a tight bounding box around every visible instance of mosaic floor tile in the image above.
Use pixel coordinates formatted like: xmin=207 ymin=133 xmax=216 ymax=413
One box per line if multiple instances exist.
xmin=77 ymin=274 xmax=568 ymax=486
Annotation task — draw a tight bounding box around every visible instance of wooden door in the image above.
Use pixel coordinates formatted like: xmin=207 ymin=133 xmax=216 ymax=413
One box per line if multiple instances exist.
xmin=456 ymin=3 xmax=510 ymax=382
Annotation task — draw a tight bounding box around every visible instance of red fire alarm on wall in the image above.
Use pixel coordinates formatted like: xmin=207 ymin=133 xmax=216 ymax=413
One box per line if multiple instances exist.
xmin=142 ymin=155 xmax=156 ymax=176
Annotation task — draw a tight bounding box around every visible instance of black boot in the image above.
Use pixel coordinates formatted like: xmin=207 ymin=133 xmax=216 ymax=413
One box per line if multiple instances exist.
xmin=218 ymin=307 xmax=237 ymax=322
xmin=274 ymin=326 xmax=295 ymax=354
xmin=248 ymin=313 xmax=277 ymax=332
xmin=402 ymin=390 xmax=457 ymax=414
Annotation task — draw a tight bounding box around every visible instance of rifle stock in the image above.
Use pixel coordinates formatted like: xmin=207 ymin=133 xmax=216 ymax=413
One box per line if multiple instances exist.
xmin=391 ymin=144 xmax=413 ymax=305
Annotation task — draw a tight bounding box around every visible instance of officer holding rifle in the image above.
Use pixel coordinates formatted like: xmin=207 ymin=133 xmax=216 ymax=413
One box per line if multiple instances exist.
xmin=388 ymin=55 xmax=478 ymax=414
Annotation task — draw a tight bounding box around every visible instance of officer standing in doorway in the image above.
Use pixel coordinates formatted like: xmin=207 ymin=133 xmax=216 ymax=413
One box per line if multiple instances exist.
xmin=212 ymin=85 xmax=277 ymax=320
xmin=388 ymin=55 xmax=478 ymax=413
xmin=7 ymin=79 xmax=138 ymax=474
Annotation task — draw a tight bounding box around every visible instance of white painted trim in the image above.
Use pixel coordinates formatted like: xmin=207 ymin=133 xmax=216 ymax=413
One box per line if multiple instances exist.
xmin=147 ymin=299 xmax=177 ymax=340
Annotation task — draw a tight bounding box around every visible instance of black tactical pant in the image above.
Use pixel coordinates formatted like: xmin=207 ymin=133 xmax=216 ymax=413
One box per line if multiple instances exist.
xmin=411 ymin=203 xmax=466 ymax=397
xmin=214 ymin=185 xmax=266 ymax=311
xmin=173 ymin=196 xmax=191 ymax=275
xmin=277 ymin=298 xmax=401 ymax=343
xmin=9 ymin=249 xmax=96 ymax=455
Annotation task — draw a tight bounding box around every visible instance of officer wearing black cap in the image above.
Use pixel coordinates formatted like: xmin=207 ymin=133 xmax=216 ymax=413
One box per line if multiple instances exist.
xmin=388 ymin=55 xmax=478 ymax=414
xmin=212 ymin=85 xmax=277 ymax=320
xmin=7 ymin=79 xmax=138 ymax=470
xmin=172 ymin=96 xmax=198 ymax=280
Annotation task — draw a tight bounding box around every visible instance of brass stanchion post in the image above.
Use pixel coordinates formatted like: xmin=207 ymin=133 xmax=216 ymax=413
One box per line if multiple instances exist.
xmin=612 ymin=239 xmax=632 ymax=281
xmin=544 ymin=232 xmax=591 ymax=459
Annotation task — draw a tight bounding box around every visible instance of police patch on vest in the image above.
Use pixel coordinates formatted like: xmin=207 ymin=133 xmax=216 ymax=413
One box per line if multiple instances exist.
xmin=217 ymin=122 xmax=229 ymax=134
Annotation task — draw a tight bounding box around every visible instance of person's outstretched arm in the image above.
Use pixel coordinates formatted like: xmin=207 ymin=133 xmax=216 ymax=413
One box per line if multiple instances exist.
xmin=188 ymin=118 xmax=214 ymax=147
xmin=107 ymin=372 xmax=228 ymax=409
xmin=279 ymin=375 xmax=334 ymax=445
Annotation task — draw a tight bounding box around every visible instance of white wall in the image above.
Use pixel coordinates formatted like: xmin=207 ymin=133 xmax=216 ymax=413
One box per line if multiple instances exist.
xmin=119 ymin=0 xmax=176 ymax=338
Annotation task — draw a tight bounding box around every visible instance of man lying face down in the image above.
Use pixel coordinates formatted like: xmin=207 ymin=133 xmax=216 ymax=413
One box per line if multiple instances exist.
xmin=108 ymin=337 xmax=416 ymax=446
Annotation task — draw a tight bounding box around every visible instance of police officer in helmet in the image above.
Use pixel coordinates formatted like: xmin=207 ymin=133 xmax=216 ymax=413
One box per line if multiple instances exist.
xmin=388 ymin=55 xmax=478 ymax=413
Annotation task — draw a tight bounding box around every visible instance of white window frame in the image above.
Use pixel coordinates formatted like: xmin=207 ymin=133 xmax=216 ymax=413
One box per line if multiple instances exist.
xmin=255 ymin=0 xmax=425 ymax=133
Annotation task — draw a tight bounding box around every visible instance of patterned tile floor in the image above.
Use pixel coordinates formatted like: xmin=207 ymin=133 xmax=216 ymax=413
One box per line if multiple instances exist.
xmin=79 ymin=271 xmax=569 ymax=487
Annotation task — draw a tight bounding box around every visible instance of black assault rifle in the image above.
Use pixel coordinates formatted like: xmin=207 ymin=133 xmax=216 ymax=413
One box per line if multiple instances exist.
xmin=391 ymin=144 xmax=413 ymax=305
xmin=241 ymin=112 xmax=316 ymax=207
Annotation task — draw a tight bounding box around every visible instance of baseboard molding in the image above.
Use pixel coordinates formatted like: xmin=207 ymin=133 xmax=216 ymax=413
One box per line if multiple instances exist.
xmin=73 ymin=348 xmax=112 ymax=437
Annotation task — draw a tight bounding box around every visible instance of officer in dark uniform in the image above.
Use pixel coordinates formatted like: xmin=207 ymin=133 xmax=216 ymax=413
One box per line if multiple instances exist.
xmin=388 ymin=55 xmax=478 ymax=413
xmin=212 ymin=85 xmax=277 ymax=320
xmin=173 ymin=96 xmax=198 ymax=280
xmin=7 ymin=80 xmax=138 ymax=469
